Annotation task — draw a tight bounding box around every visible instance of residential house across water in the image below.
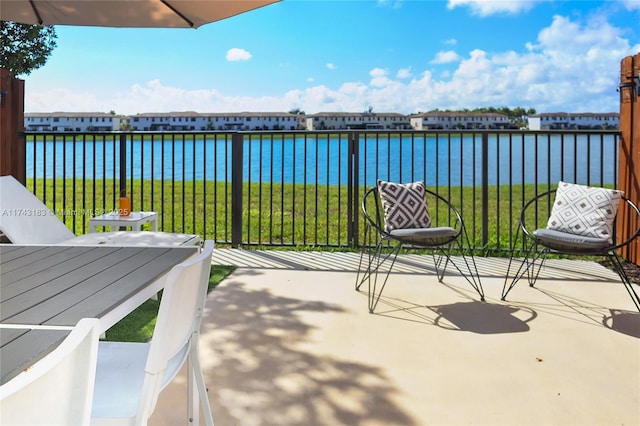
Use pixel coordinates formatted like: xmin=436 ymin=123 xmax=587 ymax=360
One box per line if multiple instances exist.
xmin=129 ymin=112 xmax=300 ymax=131
xmin=304 ymin=112 xmax=412 ymax=130
xmin=24 ymin=111 xmax=619 ymax=132
xmin=24 ymin=112 xmax=121 ymax=132
xmin=410 ymin=112 xmax=511 ymax=130
xmin=527 ymin=112 xmax=619 ymax=130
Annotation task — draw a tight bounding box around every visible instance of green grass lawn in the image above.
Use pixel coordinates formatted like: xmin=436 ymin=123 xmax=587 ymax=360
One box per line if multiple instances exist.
xmin=104 ymin=264 xmax=235 ymax=342
xmin=29 ymin=176 xmax=561 ymax=253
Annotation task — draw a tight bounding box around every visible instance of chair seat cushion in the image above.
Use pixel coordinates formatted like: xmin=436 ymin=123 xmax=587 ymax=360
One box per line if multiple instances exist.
xmin=390 ymin=226 xmax=457 ymax=242
xmin=533 ymin=228 xmax=611 ymax=251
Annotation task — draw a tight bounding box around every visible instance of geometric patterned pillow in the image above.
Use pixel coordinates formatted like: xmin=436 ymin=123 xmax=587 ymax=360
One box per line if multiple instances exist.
xmin=377 ymin=179 xmax=431 ymax=232
xmin=546 ymin=181 xmax=623 ymax=243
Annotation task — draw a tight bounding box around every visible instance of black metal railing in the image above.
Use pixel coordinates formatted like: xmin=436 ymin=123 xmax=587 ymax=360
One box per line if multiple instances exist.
xmin=23 ymin=129 xmax=620 ymax=254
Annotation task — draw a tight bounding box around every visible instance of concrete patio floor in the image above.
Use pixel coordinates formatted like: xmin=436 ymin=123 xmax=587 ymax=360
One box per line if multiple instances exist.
xmin=151 ymin=250 xmax=640 ymax=426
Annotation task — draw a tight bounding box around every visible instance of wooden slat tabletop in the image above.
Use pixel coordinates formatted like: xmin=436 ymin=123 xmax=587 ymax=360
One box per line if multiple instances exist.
xmin=1 ymin=245 xmax=197 ymax=326
xmin=0 ymin=327 xmax=70 ymax=384
xmin=0 ymin=244 xmax=199 ymax=384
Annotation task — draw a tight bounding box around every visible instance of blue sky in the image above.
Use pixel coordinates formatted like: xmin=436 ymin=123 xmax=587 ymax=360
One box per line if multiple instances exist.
xmin=23 ymin=0 xmax=640 ymax=115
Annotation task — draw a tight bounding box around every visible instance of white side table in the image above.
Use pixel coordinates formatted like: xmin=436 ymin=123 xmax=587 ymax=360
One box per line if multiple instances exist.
xmin=89 ymin=211 xmax=158 ymax=233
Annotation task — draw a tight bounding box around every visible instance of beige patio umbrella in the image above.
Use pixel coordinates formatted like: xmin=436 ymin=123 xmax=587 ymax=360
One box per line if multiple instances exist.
xmin=0 ymin=0 xmax=279 ymax=179
xmin=0 ymin=0 xmax=279 ymax=28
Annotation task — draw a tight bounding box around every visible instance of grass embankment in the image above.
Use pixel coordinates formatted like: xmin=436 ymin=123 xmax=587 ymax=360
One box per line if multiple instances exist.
xmin=29 ymin=177 xmax=562 ymax=253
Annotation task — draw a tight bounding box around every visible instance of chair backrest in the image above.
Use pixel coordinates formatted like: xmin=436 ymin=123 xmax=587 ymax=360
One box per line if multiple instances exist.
xmin=521 ymin=189 xmax=640 ymax=252
xmin=0 ymin=175 xmax=76 ymax=243
xmin=136 ymin=240 xmax=214 ymax=421
xmin=361 ymin=186 xmax=385 ymax=231
xmin=0 ymin=318 xmax=101 ymax=426
xmin=362 ymin=185 xmax=464 ymax=234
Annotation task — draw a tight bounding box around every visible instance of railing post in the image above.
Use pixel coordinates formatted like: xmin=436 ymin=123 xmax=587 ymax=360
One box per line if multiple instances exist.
xmin=0 ymin=69 xmax=26 ymax=183
xmin=119 ymin=133 xmax=126 ymax=198
xmin=231 ymin=132 xmax=244 ymax=247
xmin=348 ymin=131 xmax=360 ymax=248
xmin=481 ymin=132 xmax=489 ymax=248
xmin=618 ymin=53 xmax=640 ymax=265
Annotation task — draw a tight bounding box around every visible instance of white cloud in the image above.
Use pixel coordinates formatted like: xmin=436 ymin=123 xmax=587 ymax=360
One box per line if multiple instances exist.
xmin=397 ymin=67 xmax=412 ymax=79
xmin=431 ymin=50 xmax=461 ymax=64
xmin=444 ymin=38 xmax=457 ymax=45
xmin=377 ymin=0 xmax=403 ymax=9
xmin=408 ymin=15 xmax=639 ymax=113
xmin=621 ymin=0 xmax=640 ymax=10
xmin=226 ymin=48 xmax=252 ymax=61
xmin=447 ymin=0 xmax=539 ymax=16
xmin=326 ymin=63 xmax=336 ymax=70
xmin=26 ymin=87 xmax=103 ymax=113
xmin=369 ymin=68 xmax=391 ymax=87
xmin=24 ymin=14 xmax=640 ymax=115
xmin=294 ymin=14 xmax=638 ymax=114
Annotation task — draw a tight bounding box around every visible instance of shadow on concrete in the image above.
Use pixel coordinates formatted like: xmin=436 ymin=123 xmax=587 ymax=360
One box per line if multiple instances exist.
xmin=371 ymin=297 xmax=536 ymax=334
xmin=199 ymin=273 xmax=418 ymax=426
xmin=602 ymin=309 xmax=640 ymax=338
xmin=430 ymin=301 xmax=536 ymax=334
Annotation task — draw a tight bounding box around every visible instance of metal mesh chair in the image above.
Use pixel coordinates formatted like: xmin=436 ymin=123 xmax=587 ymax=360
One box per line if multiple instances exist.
xmin=502 ymin=188 xmax=640 ymax=312
xmin=355 ymin=185 xmax=484 ymax=313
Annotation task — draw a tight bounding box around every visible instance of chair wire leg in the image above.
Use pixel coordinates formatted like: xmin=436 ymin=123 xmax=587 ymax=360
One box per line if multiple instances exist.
xmin=526 ymin=248 xmax=546 ymax=287
xmin=356 ymin=224 xmax=376 ymax=292
xmin=457 ymin=251 xmax=485 ymax=301
xmin=355 ymin=247 xmax=368 ymax=291
xmin=458 ymin=226 xmax=484 ymax=301
xmin=441 ymin=231 xmax=485 ymax=301
xmin=502 ymin=232 xmax=542 ymax=300
xmin=367 ymin=242 xmax=401 ymax=313
xmin=355 ymin=225 xmax=369 ymax=291
xmin=355 ymin=249 xmax=364 ymax=290
xmin=431 ymin=245 xmax=450 ymax=283
xmin=607 ymin=253 xmax=640 ymax=312
xmin=356 ymin=248 xmax=376 ymax=293
xmin=502 ymin=226 xmax=522 ymax=300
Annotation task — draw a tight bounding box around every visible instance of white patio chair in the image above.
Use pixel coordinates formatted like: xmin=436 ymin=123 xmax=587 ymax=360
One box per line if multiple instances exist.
xmin=0 ymin=318 xmax=101 ymax=426
xmin=90 ymin=240 xmax=215 ymax=426
xmin=0 ymin=175 xmax=76 ymax=243
xmin=0 ymin=175 xmax=200 ymax=246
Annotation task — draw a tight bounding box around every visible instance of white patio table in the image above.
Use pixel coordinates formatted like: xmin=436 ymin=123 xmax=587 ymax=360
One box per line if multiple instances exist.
xmin=89 ymin=211 xmax=158 ymax=233
xmin=0 ymin=243 xmax=198 ymax=385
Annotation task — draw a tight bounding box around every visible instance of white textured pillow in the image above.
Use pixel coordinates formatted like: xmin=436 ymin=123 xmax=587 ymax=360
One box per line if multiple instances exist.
xmin=377 ymin=180 xmax=431 ymax=232
xmin=546 ymin=181 xmax=623 ymax=243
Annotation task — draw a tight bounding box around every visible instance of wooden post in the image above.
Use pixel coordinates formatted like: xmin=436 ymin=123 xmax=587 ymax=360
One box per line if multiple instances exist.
xmin=618 ymin=53 xmax=640 ymax=265
xmin=0 ymin=68 xmax=26 ymax=183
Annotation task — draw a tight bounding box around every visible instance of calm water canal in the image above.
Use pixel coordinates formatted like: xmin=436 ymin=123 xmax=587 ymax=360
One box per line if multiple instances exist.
xmin=26 ymin=133 xmax=618 ymax=187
